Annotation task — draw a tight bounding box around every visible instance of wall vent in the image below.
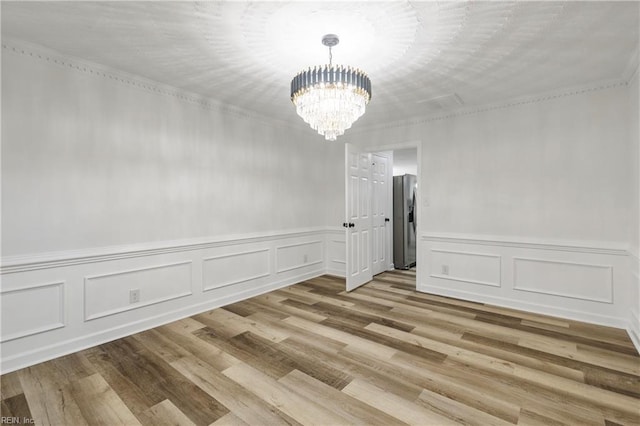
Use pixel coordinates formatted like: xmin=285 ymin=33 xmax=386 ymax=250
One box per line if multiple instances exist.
xmin=417 ymin=93 xmax=464 ymax=110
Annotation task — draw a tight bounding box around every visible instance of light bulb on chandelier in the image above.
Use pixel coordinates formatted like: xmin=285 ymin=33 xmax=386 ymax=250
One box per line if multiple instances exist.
xmin=290 ymin=34 xmax=372 ymax=141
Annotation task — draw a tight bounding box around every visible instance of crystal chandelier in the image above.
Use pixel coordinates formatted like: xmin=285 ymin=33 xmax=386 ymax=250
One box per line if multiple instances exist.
xmin=290 ymin=34 xmax=372 ymax=141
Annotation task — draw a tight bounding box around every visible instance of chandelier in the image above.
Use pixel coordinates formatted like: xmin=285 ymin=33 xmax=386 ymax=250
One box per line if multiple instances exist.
xmin=290 ymin=34 xmax=372 ymax=141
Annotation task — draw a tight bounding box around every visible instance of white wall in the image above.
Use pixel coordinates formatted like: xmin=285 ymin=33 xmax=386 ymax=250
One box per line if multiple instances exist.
xmin=629 ymin=67 xmax=639 ymax=259
xmin=342 ymin=81 xmax=636 ymax=337
xmin=0 ymin=41 xmax=346 ymax=373
xmin=392 ymin=148 xmax=418 ymax=176
xmin=349 ymin=85 xmax=633 ymax=243
xmin=1 ymin=43 xmax=337 ymax=257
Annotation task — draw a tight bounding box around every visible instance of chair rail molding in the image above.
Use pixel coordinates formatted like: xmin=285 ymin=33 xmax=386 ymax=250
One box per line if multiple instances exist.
xmin=421 ymin=232 xmax=629 ymax=256
xmin=1 ymin=227 xmax=330 ymax=274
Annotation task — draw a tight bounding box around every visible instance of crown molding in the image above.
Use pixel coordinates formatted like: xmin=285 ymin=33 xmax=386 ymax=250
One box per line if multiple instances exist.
xmin=1 ymin=37 xmax=310 ymax=134
xmin=350 ymin=78 xmax=629 ymax=135
xmin=3 ymin=37 xmax=635 ymax=139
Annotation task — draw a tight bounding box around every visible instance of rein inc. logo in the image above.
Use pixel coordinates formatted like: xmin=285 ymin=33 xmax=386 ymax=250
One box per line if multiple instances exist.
xmin=1 ymin=417 xmax=34 ymax=424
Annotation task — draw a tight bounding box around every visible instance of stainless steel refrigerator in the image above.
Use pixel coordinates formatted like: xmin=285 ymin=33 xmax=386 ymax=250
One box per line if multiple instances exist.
xmin=393 ymin=174 xmax=417 ymax=269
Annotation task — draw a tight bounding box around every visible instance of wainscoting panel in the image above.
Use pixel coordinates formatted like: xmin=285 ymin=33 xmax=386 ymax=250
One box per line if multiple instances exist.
xmin=84 ymin=261 xmax=193 ymax=321
xmin=326 ymin=229 xmax=346 ymax=277
xmin=276 ymin=240 xmax=323 ymax=273
xmin=0 ymin=228 xmax=331 ymax=373
xmin=420 ymin=233 xmax=632 ymax=329
xmin=203 ymin=249 xmax=270 ymax=291
xmin=513 ymin=257 xmax=613 ymax=303
xmin=429 ymin=249 xmax=501 ymax=287
xmin=0 ymin=281 xmax=65 ymax=342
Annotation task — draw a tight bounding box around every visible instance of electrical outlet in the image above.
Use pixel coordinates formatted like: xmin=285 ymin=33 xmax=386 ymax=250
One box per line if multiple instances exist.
xmin=441 ymin=265 xmax=449 ymax=275
xmin=129 ymin=289 xmax=140 ymax=304
xmin=303 ymin=254 xmax=308 ymax=263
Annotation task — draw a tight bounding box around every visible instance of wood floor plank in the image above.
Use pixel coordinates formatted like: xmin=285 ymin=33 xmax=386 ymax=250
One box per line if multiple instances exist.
xmin=2 ymin=271 xmax=638 ymax=425
xmin=389 ymin=351 xmax=522 ymax=423
xmin=222 ymin=362 xmax=353 ymax=425
xmin=18 ymin=364 xmax=89 ymax=426
xmin=69 ymin=373 xmax=141 ymax=426
xmin=251 ymin=293 xmax=328 ymax=323
xmin=521 ymin=335 xmax=640 ymax=375
xmin=193 ymin=328 xmax=296 ymax=380
xmin=516 ymin=408 xmax=567 ymax=426
xmin=282 ymin=315 xmax=398 ymax=359
xmin=440 ymin=357 xmax=611 ymax=426
xmin=209 ymin=412 xmax=250 ymax=426
xmin=95 ymin=337 xmax=229 ymax=425
xmin=278 ymin=369 xmax=402 ymax=426
xmin=342 ymin=378 xmax=457 ymax=426
xmin=461 ymin=332 xmax=639 ymax=396
xmin=165 ymin=317 xmax=208 ymax=333
xmin=154 ymin=324 xmax=241 ymax=372
xmin=0 ymin=371 xmax=24 ymax=401
xmin=415 ymin=387 xmax=513 ymax=426
xmin=0 ymin=393 xmax=32 ymax=421
xmin=413 ymin=327 xmax=587 ymax=382
xmin=137 ymin=399 xmax=196 ymax=426
xmin=196 ymin=307 xmax=290 ymax=342
xmin=171 ymin=355 xmax=302 ymax=426
xmin=84 ymin=346 xmax=161 ymax=416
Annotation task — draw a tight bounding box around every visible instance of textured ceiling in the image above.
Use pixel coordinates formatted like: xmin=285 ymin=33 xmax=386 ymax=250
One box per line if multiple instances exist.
xmin=2 ymin=1 xmax=639 ymax=131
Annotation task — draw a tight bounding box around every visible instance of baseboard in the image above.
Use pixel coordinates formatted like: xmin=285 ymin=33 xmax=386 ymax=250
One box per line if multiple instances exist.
xmin=325 ymin=268 xmax=346 ymax=278
xmin=627 ymin=310 xmax=640 ymax=355
xmin=418 ymin=284 xmax=627 ymax=329
xmin=1 ymin=269 xmax=324 ymax=374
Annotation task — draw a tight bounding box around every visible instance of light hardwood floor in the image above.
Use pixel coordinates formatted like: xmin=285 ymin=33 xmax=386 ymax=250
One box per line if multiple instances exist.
xmin=1 ymin=270 xmax=639 ymax=425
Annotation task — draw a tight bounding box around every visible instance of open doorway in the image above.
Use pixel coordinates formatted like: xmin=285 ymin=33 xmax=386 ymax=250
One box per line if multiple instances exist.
xmin=369 ymin=145 xmax=419 ymax=289
xmin=344 ymin=142 xmax=421 ymax=292
xmin=391 ymin=148 xmax=418 ymax=272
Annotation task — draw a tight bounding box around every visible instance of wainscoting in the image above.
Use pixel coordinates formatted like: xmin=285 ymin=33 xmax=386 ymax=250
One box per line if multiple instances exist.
xmin=420 ymin=233 xmax=636 ymax=346
xmin=0 ymin=227 xmax=347 ymax=373
xmin=629 ymin=251 xmax=640 ymax=350
xmin=3 ymin=229 xmax=636 ymax=372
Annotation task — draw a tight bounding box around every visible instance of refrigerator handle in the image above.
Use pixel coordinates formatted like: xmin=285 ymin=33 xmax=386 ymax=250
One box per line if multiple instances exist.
xmin=411 ymin=191 xmax=417 ymax=232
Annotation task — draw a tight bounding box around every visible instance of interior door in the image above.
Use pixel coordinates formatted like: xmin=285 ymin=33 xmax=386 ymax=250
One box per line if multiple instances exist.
xmin=345 ymin=143 xmax=373 ymax=291
xmin=371 ymin=152 xmax=392 ymax=275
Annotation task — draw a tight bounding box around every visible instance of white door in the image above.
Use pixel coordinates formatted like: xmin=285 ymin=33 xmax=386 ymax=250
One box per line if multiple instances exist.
xmin=371 ymin=152 xmax=392 ymax=275
xmin=345 ymin=143 xmax=373 ymax=291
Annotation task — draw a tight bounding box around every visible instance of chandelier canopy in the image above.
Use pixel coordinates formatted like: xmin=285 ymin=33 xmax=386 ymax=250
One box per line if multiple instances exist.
xmin=290 ymin=34 xmax=372 ymax=141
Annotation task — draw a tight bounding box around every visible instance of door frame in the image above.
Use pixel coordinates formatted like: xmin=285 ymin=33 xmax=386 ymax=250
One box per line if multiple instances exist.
xmin=365 ymin=140 xmax=422 ymax=288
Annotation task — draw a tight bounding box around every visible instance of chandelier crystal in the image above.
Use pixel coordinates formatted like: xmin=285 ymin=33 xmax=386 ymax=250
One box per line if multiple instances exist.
xmin=290 ymin=34 xmax=372 ymax=141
